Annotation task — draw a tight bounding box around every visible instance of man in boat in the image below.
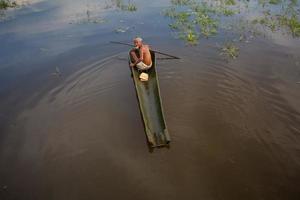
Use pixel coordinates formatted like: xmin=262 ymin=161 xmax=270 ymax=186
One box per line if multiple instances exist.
xmin=129 ymin=37 xmax=152 ymax=71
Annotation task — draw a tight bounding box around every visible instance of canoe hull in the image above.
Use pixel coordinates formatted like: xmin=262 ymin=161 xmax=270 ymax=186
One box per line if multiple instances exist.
xmin=129 ymin=51 xmax=170 ymax=148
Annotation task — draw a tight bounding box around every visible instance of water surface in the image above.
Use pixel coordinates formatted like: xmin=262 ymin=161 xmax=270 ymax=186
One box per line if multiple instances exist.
xmin=0 ymin=0 xmax=300 ymax=199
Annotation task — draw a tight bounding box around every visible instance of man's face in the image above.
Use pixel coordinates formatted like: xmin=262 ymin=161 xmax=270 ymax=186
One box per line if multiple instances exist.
xmin=134 ymin=40 xmax=141 ymax=48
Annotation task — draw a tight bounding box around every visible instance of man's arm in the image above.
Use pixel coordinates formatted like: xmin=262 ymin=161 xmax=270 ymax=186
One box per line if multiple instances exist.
xmin=130 ymin=47 xmax=144 ymax=67
xmin=139 ymin=47 xmax=144 ymax=62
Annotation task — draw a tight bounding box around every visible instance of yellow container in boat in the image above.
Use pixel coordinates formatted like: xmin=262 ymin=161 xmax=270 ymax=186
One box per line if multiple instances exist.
xmin=139 ymin=72 xmax=149 ymax=81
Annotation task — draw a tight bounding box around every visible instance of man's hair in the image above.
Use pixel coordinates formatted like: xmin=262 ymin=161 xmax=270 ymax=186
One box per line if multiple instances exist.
xmin=134 ymin=37 xmax=143 ymax=42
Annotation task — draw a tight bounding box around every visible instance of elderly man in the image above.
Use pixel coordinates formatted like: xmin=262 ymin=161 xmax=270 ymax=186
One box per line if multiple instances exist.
xmin=130 ymin=37 xmax=152 ymax=71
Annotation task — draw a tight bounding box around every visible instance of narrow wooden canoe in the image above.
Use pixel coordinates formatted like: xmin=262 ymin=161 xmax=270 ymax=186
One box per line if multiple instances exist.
xmin=129 ymin=50 xmax=170 ymax=148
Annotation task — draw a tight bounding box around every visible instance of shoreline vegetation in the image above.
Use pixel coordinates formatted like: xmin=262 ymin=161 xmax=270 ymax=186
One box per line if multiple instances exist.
xmin=0 ymin=0 xmax=17 ymax=10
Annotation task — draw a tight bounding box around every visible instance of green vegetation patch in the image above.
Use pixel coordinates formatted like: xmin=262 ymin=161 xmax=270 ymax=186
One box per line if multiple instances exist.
xmin=171 ymin=0 xmax=192 ymax=6
xmin=114 ymin=0 xmax=137 ymax=12
xmin=0 ymin=0 xmax=16 ymax=10
xmin=278 ymin=14 xmax=300 ymax=36
xmin=220 ymin=43 xmax=239 ymax=59
xmin=163 ymin=0 xmax=300 ymax=59
xmin=164 ymin=1 xmax=229 ymax=44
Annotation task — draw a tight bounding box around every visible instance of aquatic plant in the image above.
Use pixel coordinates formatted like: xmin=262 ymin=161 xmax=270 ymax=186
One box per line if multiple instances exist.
xmin=220 ymin=43 xmax=239 ymax=59
xmin=224 ymin=0 xmax=236 ymax=6
xmin=269 ymin=0 xmax=281 ymax=5
xmin=278 ymin=14 xmax=300 ymax=36
xmin=163 ymin=0 xmax=300 ymax=59
xmin=113 ymin=0 xmax=137 ymax=12
xmin=127 ymin=3 xmax=137 ymax=11
xmin=0 ymin=0 xmax=16 ymax=10
xmin=250 ymin=0 xmax=300 ymax=37
xmin=179 ymin=29 xmax=199 ymax=44
xmin=222 ymin=8 xmax=235 ymax=16
xmin=194 ymin=13 xmax=218 ymax=37
xmin=164 ymin=1 xmax=239 ymax=44
xmin=171 ymin=0 xmax=192 ymax=6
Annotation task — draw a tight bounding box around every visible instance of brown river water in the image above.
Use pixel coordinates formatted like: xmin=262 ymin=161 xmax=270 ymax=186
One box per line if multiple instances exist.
xmin=0 ymin=0 xmax=300 ymax=199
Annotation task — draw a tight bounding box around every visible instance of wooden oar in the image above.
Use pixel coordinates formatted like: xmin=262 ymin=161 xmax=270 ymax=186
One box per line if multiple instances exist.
xmin=110 ymin=41 xmax=181 ymax=59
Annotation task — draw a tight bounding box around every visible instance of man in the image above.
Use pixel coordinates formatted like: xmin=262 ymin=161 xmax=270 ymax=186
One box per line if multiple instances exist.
xmin=130 ymin=37 xmax=152 ymax=71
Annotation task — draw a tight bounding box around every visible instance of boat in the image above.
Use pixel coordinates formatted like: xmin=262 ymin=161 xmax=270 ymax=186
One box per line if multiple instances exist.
xmin=129 ymin=50 xmax=170 ymax=148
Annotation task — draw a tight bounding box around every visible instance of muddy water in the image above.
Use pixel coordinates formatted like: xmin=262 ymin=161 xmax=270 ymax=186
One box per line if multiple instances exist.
xmin=0 ymin=0 xmax=300 ymax=200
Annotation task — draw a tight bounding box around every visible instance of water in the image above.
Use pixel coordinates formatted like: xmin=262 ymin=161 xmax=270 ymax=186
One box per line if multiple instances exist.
xmin=0 ymin=0 xmax=300 ymax=199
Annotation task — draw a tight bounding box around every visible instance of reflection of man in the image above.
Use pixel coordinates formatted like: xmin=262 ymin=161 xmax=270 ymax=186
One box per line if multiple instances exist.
xmin=129 ymin=37 xmax=152 ymax=70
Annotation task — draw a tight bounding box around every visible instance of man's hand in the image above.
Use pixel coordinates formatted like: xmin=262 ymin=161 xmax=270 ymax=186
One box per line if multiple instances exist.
xmin=130 ymin=63 xmax=135 ymax=67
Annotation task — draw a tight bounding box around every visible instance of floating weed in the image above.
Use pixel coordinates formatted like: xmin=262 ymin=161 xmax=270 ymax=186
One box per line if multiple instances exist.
xmin=0 ymin=0 xmax=16 ymax=10
xmin=222 ymin=8 xmax=236 ymax=16
xmin=201 ymin=27 xmax=217 ymax=37
xmin=279 ymin=14 xmax=300 ymax=36
xmin=191 ymin=2 xmax=217 ymax=15
xmin=195 ymin=13 xmax=217 ymax=27
xmin=114 ymin=0 xmax=137 ymax=12
xmin=289 ymin=16 xmax=300 ymax=36
xmin=169 ymin=23 xmax=179 ymax=30
xmin=268 ymin=19 xmax=277 ymax=32
xmin=163 ymin=7 xmax=177 ymax=18
xmin=269 ymin=0 xmax=281 ymax=5
xmin=220 ymin=43 xmax=239 ymax=59
xmin=195 ymin=13 xmax=218 ymax=37
xmin=165 ymin=0 xmax=243 ymax=45
xmin=127 ymin=3 xmax=137 ymax=11
xmin=171 ymin=0 xmax=192 ymax=6
xmin=176 ymin=11 xmax=191 ymax=23
xmin=179 ymin=29 xmax=199 ymax=45
xmin=164 ymin=0 xmax=300 ymax=59
xmin=225 ymin=0 xmax=236 ymax=6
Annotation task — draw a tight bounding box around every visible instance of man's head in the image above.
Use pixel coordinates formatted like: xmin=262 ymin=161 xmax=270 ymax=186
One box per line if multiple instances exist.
xmin=133 ymin=37 xmax=143 ymax=48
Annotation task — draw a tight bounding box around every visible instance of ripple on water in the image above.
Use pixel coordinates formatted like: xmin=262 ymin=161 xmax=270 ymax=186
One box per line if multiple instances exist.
xmin=47 ymin=52 xmax=129 ymax=109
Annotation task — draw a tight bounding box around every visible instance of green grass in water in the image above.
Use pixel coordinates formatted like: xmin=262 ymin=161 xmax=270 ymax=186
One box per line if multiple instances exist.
xmin=220 ymin=43 xmax=239 ymax=59
xmin=171 ymin=0 xmax=192 ymax=6
xmin=115 ymin=0 xmax=137 ymax=12
xmin=0 ymin=0 xmax=16 ymax=10
xmin=269 ymin=0 xmax=281 ymax=5
xmin=127 ymin=3 xmax=137 ymax=11
xmin=279 ymin=14 xmax=300 ymax=36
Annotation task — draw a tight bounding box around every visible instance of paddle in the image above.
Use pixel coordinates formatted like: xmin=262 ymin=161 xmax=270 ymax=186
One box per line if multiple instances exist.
xmin=110 ymin=41 xmax=181 ymax=59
